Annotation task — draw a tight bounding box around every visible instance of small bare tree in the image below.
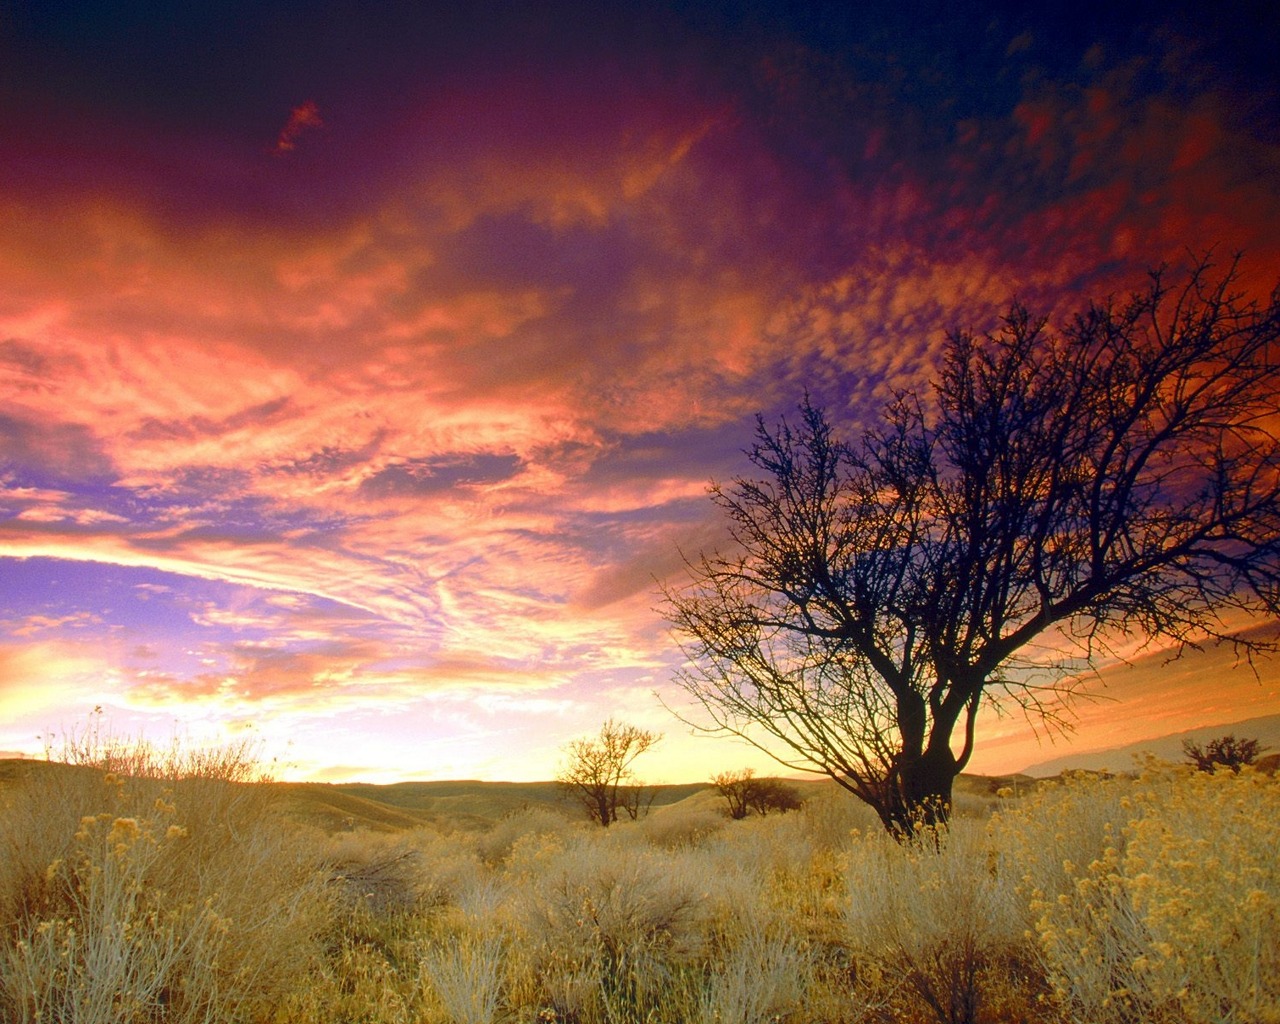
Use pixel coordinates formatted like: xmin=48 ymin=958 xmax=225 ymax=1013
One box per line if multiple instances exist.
xmin=713 ymin=768 xmax=804 ymax=819
xmin=666 ymin=257 xmax=1280 ymax=838
xmin=557 ymin=719 xmax=661 ymax=827
xmin=1183 ymin=734 xmax=1265 ymax=773
xmin=712 ymin=768 xmax=757 ymax=819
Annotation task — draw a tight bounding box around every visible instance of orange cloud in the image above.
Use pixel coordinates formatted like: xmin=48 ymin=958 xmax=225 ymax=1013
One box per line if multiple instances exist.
xmin=2 ymin=7 xmax=1277 ymax=782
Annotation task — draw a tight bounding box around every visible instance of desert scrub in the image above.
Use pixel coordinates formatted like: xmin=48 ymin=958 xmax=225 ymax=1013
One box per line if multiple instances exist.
xmin=419 ymin=931 xmax=508 ymax=1024
xmin=503 ymin=826 xmax=721 ymax=1022
xmin=473 ymin=805 xmax=578 ymax=866
xmin=685 ymin=918 xmax=813 ymax=1024
xmin=995 ymin=763 xmax=1280 ymax=1024
xmin=0 ymin=740 xmax=331 ymax=1024
xmin=323 ymin=826 xmax=490 ymax=919
xmin=843 ymin=815 xmax=1033 ymax=1024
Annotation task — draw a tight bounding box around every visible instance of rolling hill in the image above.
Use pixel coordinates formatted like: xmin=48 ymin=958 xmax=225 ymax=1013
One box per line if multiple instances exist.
xmin=1019 ymin=712 xmax=1280 ymax=776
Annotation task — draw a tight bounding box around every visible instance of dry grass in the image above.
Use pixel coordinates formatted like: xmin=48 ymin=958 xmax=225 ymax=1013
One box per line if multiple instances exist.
xmin=0 ymin=737 xmax=329 ymax=1024
xmin=1 ymin=746 xmax=1275 ymax=1024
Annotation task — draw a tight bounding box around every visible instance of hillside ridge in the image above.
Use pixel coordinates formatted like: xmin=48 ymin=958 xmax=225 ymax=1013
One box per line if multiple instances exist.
xmin=1020 ymin=712 xmax=1280 ymax=776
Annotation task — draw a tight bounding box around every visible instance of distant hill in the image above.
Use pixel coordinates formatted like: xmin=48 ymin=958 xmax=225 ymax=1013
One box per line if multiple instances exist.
xmin=1020 ymin=713 xmax=1280 ymax=776
xmin=0 ymin=761 xmax=716 ymax=833
xmin=280 ymin=778 xmax=712 ymax=832
xmin=0 ymin=758 xmax=1062 ymax=833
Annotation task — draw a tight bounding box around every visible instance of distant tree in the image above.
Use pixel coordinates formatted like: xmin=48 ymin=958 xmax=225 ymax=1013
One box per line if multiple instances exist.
xmin=1183 ymin=734 xmax=1265 ymax=773
xmin=618 ymin=781 xmax=658 ymax=821
xmin=712 ymin=768 xmax=804 ymax=818
xmin=748 ymin=777 xmax=803 ymax=816
xmin=556 ymin=719 xmax=661 ymax=827
xmin=712 ymin=768 xmax=757 ymax=819
xmin=666 ymin=257 xmax=1280 ymax=839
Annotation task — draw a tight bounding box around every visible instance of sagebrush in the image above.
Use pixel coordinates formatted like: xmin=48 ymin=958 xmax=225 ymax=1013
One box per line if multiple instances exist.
xmin=1 ymin=742 xmax=1275 ymax=1024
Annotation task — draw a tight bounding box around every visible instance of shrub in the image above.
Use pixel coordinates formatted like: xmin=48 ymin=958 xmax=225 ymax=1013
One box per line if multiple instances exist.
xmin=637 ymin=804 xmax=727 ymax=849
xmin=0 ymin=735 xmax=330 ymax=1024
xmin=472 ymin=805 xmax=577 ymax=866
xmin=712 ymin=768 xmax=757 ymax=819
xmin=748 ymin=777 xmax=803 ymax=816
xmin=713 ymin=769 xmax=804 ymax=820
xmin=322 ymin=826 xmax=489 ymax=922
xmin=8 ymin=726 xmax=1276 ymax=1024
xmin=690 ymin=921 xmax=813 ymax=1024
xmin=844 ymin=817 xmax=1032 ymax=1024
xmin=420 ymin=932 xmax=507 ymax=1024
xmin=1183 ymin=733 xmax=1266 ymax=773
xmin=506 ymin=829 xmax=718 ymax=1021
xmin=995 ymin=763 xmax=1280 ymax=1024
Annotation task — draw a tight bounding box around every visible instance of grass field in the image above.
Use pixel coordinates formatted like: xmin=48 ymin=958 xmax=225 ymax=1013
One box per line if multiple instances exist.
xmin=1 ymin=747 xmax=1276 ymax=1024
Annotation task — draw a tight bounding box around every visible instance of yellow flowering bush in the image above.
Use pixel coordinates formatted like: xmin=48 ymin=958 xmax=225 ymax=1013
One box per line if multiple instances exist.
xmin=997 ymin=764 xmax=1280 ymax=1024
xmin=7 ymin=804 xmax=232 ymax=1023
xmin=1122 ymin=767 xmax=1280 ymax=1022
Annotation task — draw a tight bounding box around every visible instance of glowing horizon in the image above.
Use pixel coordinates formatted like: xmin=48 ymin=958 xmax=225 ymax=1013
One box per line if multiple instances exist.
xmin=2 ymin=1 xmax=1278 ymax=784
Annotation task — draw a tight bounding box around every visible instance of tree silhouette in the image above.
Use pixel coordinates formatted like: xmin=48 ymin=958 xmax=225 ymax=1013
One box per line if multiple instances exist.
xmin=713 ymin=768 xmax=804 ymax=819
xmin=556 ymin=719 xmax=661 ymax=827
xmin=747 ymin=776 xmax=803 ymax=816
xmin=1183 ymin=734 xmax=1266 ymax=773
xmin=666 ymin=257 xmax=1280 ymax=837
xmin=712 ymin=768 xmax=757 ymax=819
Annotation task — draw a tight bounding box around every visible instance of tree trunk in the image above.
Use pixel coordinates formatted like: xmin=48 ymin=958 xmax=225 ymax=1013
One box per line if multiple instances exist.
xmin=889 ymin=746 xmax=959 ymax=840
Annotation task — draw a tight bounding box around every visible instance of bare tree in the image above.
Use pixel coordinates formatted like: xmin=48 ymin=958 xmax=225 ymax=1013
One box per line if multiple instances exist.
xmin=712 ymin=768 xmax=757 ymax=819
xmin=713 ymin=768 xmax=804 ymax=819
xmin=748 ymin=777 xmax=803 ymax=816
xmin=618 ymin=781 xmax=658 ymax=821
xmin=1183 ymin=734 xmax=1266 ymax=773
xmin=556 ymin=719 xmax=661 ymax=827
xmin=666 ymin=257 xmax=1280 ymax=837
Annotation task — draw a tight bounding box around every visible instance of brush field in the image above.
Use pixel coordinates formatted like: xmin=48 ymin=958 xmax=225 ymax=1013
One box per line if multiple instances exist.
xmin=1 ymin=747 xmax=1276 ymax=1024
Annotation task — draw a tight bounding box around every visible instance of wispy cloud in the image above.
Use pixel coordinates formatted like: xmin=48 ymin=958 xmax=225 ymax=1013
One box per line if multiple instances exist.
xmin=271 ymin=100 xmax=324 ymax=155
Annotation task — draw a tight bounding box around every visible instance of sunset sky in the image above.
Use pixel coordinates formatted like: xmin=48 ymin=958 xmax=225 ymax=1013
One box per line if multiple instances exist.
xmin=2 ymin=1 xmax=1279 ymax=783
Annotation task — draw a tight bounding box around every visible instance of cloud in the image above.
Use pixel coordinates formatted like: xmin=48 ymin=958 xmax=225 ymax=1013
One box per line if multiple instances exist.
xmin=0 ymin=518 xmax=435 ymax=626
xmin=359 ymin=453 xmax=524 ymax=499
xmin=0 ymin=611 xmax=101 ymax=638
xmin=271 ymin=101 xmax=324 ymax=155
xmin=0 ymin=3 xmax=1277 ymax=779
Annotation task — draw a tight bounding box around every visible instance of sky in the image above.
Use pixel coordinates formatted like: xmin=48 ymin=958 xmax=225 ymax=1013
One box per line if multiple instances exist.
xmin=1 ymin=0 xmax=1279 ymax=784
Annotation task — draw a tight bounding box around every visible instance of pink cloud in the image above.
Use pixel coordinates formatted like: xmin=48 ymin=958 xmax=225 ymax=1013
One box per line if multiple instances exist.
xmin=271 ymin=100 xmax=324 ymax=155
xmin=2 ymin=11 xmax=1277 ymax=781
xmin=0 ymin=521 xmax=434 ymax=626
xmin=0 ymin=612 xmax=101 ymax=638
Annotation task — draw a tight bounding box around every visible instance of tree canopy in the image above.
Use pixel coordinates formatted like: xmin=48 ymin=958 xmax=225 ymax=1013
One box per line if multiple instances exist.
xmin=665 ymin=257 xmax=1280 ymax=836
xmin=556 ymin=719 xmax=661 ymax=827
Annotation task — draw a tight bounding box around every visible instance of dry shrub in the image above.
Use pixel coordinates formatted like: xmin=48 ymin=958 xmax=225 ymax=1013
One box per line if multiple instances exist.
xmin=472 ymin=805 xmax=577 ymax=866
xmin=10 ymin=733 xmax=1273 ymax=1024
xmin=505 ymin=828 xmax=718 ymax=1022
xmin=636 ymin=803 xmax=727 ymax=849
xmin=997 ymin=763 xmax=1280 ymax=1024
xmin=844 ymin=816 xmax=1036 ymax=1024
xmin=419 ymin=932 xmax=507 ymax=1024
xmin=702 ymin=809 xmax=817 ymax=879
xmin=281 ymin=931 xmax=422 ymax=1024
xmin=324 ymin=827 xmax=485 ymax=918
xmin=0 ymin=736 xmax=330 ymax=1024
xmin=795 ymin=783 xmax=883 ymax=851
xmin=690 ymin=920 xmax=813 ymax=1024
